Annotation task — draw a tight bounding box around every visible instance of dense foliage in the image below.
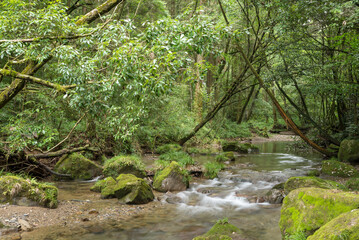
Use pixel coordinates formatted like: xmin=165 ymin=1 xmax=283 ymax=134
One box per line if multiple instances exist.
xmin=0 ymin=0 xmax=358 ymax=160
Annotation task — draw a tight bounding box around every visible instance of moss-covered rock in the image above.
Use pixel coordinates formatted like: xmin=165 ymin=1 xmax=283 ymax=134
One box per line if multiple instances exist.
xmin=215 ymin=153 xmax=230 ymax=163
xmin=101 ymin=174 xmax=154 ymax=204
xmin=156 ymin=144 xmax=182 ymax=154
xmin=338 ymin=139 xmax=359 ymax=163
xmin=193 ymin=219 xmax=243 ymax=240
xmin=224 ymin=152 xmax=235 ymax=161
xmin=54 ymin=153 xmax=102 ymax=180
xmin=103 ymin=155 xmax=146 ymax=179
xmin=153 ymin=161 xmax=189 ymax=192
xmin=90 ymin=177 xmax=116 ymax=192
xmin=284 ymin=176 xmax=346 ymax=194
xmin=279 ymin=188 xmax=359 ymax=238
xmin=321 ymin=160 xmax=359 ymax=178
xmin=221 ymin=141 xmax=240 ymax=152
xmin=238 ymin=143 xmax=259 ymax=153
xmin=306 ymin=169 xmax=321 ymax=177
xmin=307 ymin=209 xmax=359 ymax=240
xmin=0 ymin=176 xmax=58 ymax=208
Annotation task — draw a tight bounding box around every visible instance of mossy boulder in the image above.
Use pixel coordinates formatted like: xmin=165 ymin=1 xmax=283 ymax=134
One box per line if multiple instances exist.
xmin=224 ymin=152 xmax=235 ymax=161
xmin=103 ymin=155 xmax=146 ymax=179
xmin=153 ymin=161 xmax=189 ymax=192
xmin=193 ymin=219 xmax=243 ymax=240
xmin=338 ymin=139 xmax=359 ymax=163
xmin=215 ymin=153 xmax=230 ymax=163
xmin=279 ymin=188 xmax=359 ymax=238
xmin=222 ymin=141 xmax=240 ymax=152
xmin=100 ymin=174 xmax=154 ymax=204
xmin=321 ymin=160 xmax=359 ymax=178
xmin=284 ymin=176 xmax=346 ymax=194
xmin=90 ymin=177 xmax=116 ymax=192
xmin=0 ymin=176 xmax=58 ymax=208
xmin=54 ymin=153 xmax=102 ymax=180
xmin=156 ymin=144 xmax=182 ymax=154
xmin=307 ymin=209 xmax=359 ymax=240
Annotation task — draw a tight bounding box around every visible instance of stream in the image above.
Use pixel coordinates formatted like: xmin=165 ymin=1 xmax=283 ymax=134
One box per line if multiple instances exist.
xmin=27 ymin=141 xmax=323 ymax=240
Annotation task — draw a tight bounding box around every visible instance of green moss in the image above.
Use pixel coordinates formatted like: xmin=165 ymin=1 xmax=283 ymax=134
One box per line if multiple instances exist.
xmin=321 ymin=160 xmax=359 ymax=178
xmin=338 ymin=139 xmax=359 ymax=162
xmin=223 ymin=152 xmax=235 ymax=160
xmin=100 ymin=174 xmax=154 ymax=204
xmin=103 ymin=155 xmax=146 ymax=179
xmin=284 ymin=176 xmax=346 ymax=194
xmin=222 ymin=141 xmax=240 ymax=152
xmin=344 ymin=178 xmax=359 ymax=191
xmin=186 ymin=147 xmax=200 ymax=154
xmin=279 ymin=188 xmax=359 ymax=238
xmin=156 ymin=144 xmax=182 ymax=154
xmin=215 ymin=154 xmax=230 ymax=163
xmin=54 ymin=153 xmax=103 ymax=180
xmin=0 ymin=176 xmax=58 ymax=208
xmin=90 ymin=177 xmax=116 ymax=192
xmin=193 ymin=219 xmax=242 ymax=240
xmin=307 ymin=209 xmax=359 ymax=240
xmin=306 ymin=169 xmax=321 ymax=177
xmin=153 ymin=161 xmax=190 ymax=192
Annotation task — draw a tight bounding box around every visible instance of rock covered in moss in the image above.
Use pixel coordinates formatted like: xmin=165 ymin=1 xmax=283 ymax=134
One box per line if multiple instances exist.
xmin=338 ymin=139 xmax=359 ymax=163
xmin=284 ymin=176 xmax=346 ymax=194
xmin=153 ymin=161 xmax=189 ymax=192
xmin=215 ymin=153 xmax=230 ymax=162
xmin=90 ymin=177 xmax=116 ymax=192
xmin=0 ymin=175 xmax=58 ymax=208
xmin=54 ymin=153 xmax=102 ymax=180
xmin=193 ymin=219 xmax=243 ymax=240
xmin=321 ymin=160 xmax=359 ymax=178
xmin=100 ymin=174 xmax=154 ymax=204
xmin=158 ymin=151 xmax=194 ymax=167
xmin=103 ymin=155 xmax=146 ymax=179
xmin=307 ymin=209 xmax=359 ymax=240
xmin=156 ymin=144 xmax=182 ymax=154
xmin=222 ymin=141 xmax=240 ymax=152
xmin=279 ymin=188 xmax=359 ymax=238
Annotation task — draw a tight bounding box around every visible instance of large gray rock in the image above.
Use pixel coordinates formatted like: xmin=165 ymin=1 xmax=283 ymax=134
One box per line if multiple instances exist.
xmin=153 ymin=161 xmax=189 ymax=192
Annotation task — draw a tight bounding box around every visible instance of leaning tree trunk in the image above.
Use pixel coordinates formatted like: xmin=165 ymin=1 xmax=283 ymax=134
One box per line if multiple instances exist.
xmin=237 ymin=46 xmax=335 ymax=157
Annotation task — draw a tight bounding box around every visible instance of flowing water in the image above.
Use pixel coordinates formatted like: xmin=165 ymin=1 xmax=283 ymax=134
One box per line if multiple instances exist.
xmin=27 ymin=141 xmax=323 ymax=240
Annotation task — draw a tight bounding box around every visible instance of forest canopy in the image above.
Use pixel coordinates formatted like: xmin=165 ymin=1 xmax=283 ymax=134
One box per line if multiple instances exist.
xmin=0 ymin=0 xmax=358 ymax=175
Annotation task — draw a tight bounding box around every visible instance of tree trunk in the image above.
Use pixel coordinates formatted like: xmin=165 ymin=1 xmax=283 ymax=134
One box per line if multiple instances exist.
xmin=237 ymin=81 xmax=255 ymax=124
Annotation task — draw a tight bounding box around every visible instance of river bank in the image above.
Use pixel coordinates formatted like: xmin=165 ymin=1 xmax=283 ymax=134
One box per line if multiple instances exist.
xmin=1 ymin=134 xmax=299 ymax=240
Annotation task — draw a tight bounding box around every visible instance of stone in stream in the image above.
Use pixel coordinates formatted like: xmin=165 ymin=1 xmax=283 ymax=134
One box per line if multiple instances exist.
xmin=221 ymin=141 xmax=259 ymax=154
xmin=192 ymin=219 xmax=246 ymax=240
xmin=103 ymin=155 xmax=146 ymax=179
xmin=100 ymin=174 xmax=154 ymax=204
xmin=54 ymin=153 xmax=102 ymax=180
xmin=0 ymin=175 xmax=58 ymax=208
xmin=264 ymin=183 xmax=286 ymax=204
xmin=307 ymin=209 xmax=359 ymax=240
xmin=153 ymin=161 xmax=190 ymax=192
xmin=279 ymin=188 xmax=359 ymax=238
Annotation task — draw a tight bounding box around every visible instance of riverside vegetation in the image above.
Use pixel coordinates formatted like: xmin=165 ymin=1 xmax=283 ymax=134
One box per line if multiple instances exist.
xmin=0 ymin=0 xmax=358 ymax=239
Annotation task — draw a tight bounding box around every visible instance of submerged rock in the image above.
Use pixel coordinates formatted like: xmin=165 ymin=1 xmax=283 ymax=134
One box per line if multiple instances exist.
xmin=321 ymin=160 xmax=359 ymax=178
xmin=338 ymin=139 xmax=359 ymax=163
xmin=54 ymin=153 xmax=102 ymax=180
xmin=100 ymin=174 xmax=154 ymax=204
xmin=279 ymin=188 xmax=359 ymax=238
xmin=103 ymin=155 xmax=146 ymax=179
xmin=0 ymin=175 xmax=58 ymax=208
xmin=307 ymin=209 xmax=359 ymax=240
xmin=192 ymin=219 xmax=245 ymax=240
xmin=284 ymin=176 xmax=346 ymax=194
xmin=153 ymin=161 xmax=190 ymax=192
